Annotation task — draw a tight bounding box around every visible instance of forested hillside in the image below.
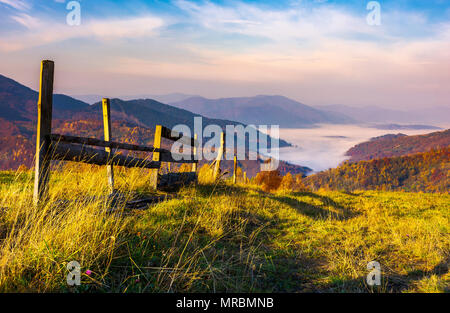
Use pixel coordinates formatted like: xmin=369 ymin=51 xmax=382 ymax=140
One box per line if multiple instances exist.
xmin=305 ymin=148 xmax=449 ymax=193
xmin=345 ymin=129 xmax=450 ymax=162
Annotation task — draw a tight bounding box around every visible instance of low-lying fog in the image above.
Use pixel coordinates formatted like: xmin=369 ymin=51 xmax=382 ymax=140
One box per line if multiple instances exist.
xmin=269 ymin=124 xmax=447 ymax=173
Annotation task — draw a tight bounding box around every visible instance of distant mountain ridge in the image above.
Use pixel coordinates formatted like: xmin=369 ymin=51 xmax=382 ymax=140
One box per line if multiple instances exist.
xmin=83 ymin=98 xmax=254 ymax=131
xmin=368 ymin=124 xmax=442 ymax=130
xmin=169 ymin=95 xmax=355 ymax=128
xmin=73 ymin=93 xmax=196 ymax=105
xmin=318 ymin=104 xmax=450 ymax=125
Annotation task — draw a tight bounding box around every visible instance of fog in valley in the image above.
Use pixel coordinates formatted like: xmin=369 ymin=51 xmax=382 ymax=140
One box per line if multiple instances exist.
xmin=270 ymin=125 xmax=448 ymax=173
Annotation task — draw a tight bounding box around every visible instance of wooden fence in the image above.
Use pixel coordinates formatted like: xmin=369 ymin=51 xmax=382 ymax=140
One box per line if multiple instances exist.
xmin=32 ymin=60 xmax=247 ymax=205
xmin=33 ymin=60 xmax=201 ymax=205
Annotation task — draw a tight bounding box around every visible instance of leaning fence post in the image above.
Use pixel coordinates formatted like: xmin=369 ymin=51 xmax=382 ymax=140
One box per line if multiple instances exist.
xmin=233 ymin=155 xmax=237 ymax=184
xmin=213 ymin=132 xmax=225 ymax=180
xmin=192 ymin=133 xmax=198 ymax=173
xmin=33 ymin=60 xmax=54 ymax=205
xmin=150 ymin=125 xmax=162 ymax=190
xmin=102 ymin=98 xmax=114 ymax=194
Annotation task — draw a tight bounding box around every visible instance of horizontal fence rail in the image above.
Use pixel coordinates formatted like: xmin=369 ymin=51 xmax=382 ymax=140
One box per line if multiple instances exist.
xmin=52 ymin=142 xmax=162 ymax=169
xmin=50 ymin=134 xmax=197 ymax=164
xmin=50 ymin=134 xmax=165 ymax=153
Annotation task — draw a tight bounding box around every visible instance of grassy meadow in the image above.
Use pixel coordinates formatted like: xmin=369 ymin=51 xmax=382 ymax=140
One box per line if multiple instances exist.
xmin=0 ymin=165 xmax=448 ymax=293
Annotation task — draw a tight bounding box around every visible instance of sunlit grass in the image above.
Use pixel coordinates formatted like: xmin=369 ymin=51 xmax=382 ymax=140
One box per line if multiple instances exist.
xmin=0 ymin=165 xmax=448 ymax=292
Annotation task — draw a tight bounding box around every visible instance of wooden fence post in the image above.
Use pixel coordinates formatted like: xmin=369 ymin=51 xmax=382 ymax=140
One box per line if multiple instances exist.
xmin=33 ymin=60 xmax=54 ymax=205
xmin=102 ymin=98 xmax=114 ymax=194
xmin=192 ymin=133 xmax=198 ymax=172
xmin=233 ymin=155 xmax=237 ymax=184
xmin=150 ymin=125 xmax=162 ymax=190
xmin=213 ymin=132 xmax=225 ymax=180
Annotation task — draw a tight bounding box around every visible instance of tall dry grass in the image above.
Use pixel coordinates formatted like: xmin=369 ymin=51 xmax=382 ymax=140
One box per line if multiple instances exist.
xmin=0 ymin=163 xmax=156 ymax=291
xmin=0 ymin=164 xmax=448 ymax=293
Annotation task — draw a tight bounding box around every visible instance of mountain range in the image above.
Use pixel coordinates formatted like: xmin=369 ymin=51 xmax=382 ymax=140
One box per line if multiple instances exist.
xmin=72 ymin=93 xmax=448 ymax=129
xmin=0 ymin=74 xmax=289 ymax=146
xmin=0 ymin=74 xmax=301 ymax=172
xmin=168 ymin=95 xmax=355 ymax=128
xmin=318 ymin=104 xmax=450 ymax=125
xmin=73 ymin=93 xmax=196 ymax=105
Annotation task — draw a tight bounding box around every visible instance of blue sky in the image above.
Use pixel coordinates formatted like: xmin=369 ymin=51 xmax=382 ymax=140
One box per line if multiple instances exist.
xmin=0 ymin=0 xmax=449 ymax=108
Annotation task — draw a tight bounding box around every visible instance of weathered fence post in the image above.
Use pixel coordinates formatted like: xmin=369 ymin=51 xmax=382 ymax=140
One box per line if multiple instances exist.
xmin=102 ymin=98 xmax=114 ymax=194
xmin=33 ymin=60 xmax=54 ymax=205
xmin=213 ymin=132 xmax=225 ymax=180
xmin=192 ymin=133 xmax=198 ymax=173
xmin=150 ymin=125 xmax=162 ymax=189
xmin=233 ymin=155 xmax=237 ymax=184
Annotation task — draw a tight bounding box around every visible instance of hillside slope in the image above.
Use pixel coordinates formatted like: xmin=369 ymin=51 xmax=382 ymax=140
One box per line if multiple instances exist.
xmin=0 ymin=169 xmax=448 ymax=293
xmin=0 ymin=74 xmax=89 ymax=121
xmin=305 ymin=148 xmax=449 ymax=192
xmin=345 ymin=129 xmax=450 ymax=162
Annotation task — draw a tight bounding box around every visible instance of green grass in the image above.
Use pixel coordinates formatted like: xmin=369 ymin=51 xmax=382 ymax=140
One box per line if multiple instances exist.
xmin=0 ymin=167 xmax=448 ymax=293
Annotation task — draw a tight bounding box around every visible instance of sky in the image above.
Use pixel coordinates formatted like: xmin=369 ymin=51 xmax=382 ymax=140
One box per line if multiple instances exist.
xmin=0 ymin=0 xmax=449 ymax=109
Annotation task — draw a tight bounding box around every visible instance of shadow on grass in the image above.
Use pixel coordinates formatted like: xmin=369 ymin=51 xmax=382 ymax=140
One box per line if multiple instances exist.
xmin=191 ymin=182 xmax=252 ymax=198
xmin=103 ymin=184 xmax=332 ymax=293
xmin=267 ymin=191 xmax=359 ymax=221
xmin=322 ymin=257 xmax=449 ymax=293
xmin=189 ymin=184 xmax=358 ymax=221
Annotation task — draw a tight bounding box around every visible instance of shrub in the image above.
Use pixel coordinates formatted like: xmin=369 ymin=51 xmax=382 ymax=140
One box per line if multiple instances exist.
xmin=279 ymin=173 xmax=294 ymax=191
xmin=254 ymin=170 xmax=282 ymax=192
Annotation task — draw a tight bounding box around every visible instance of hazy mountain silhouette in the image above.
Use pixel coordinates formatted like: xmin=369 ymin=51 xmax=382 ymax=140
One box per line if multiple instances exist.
xmin=169 ymin=95 xmax=355 ymax=128
xmin=73 ymin=93 xmax=196 ymax=105
xmin=318 ymin=104 xmax=450 ymax=125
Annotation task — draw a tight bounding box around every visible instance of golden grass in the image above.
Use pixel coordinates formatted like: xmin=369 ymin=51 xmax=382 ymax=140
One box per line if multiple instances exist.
xmin=0 ymin=165 xmax=448 ymax=292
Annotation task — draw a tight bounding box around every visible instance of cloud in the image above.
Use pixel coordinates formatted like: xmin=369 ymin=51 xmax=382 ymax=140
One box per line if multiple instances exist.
xmin=104 ymin=0 xmax=450 ymax=108
xmin=10 ymin=13 xmax=40 ymax=29
xmin=174 ymin=0 xmax=378 ymax=44
xmin=173 ymin=0 xmax=446 ymax=51
xmin=0 ymin=0 xmax=30 ymax=10
xmin=1 ymin=0 xmax=448 ymax=109
xmin=0 ymin=14 xmax=164 ymax=51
